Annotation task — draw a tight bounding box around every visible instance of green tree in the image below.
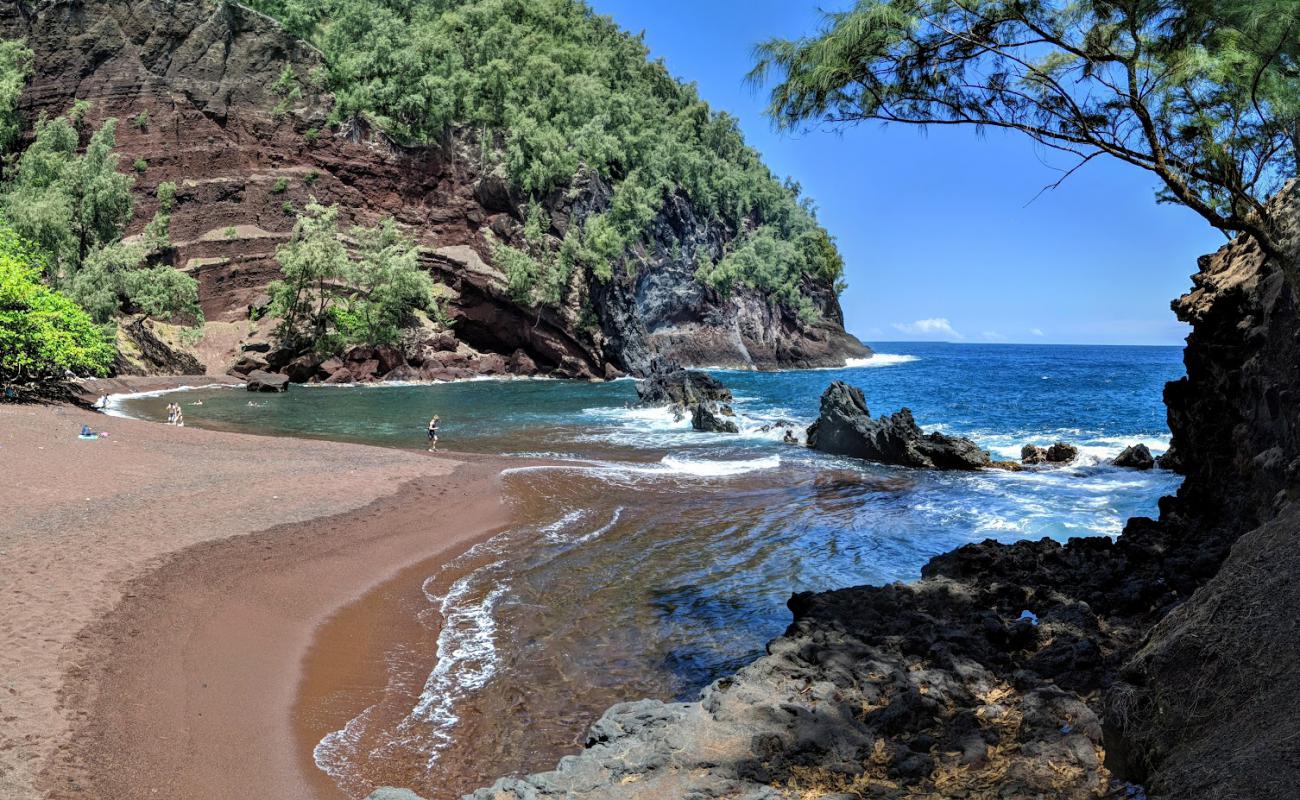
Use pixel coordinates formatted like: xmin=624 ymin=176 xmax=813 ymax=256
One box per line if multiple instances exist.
xmin=344 ymin=217 xmax=434 ymax=344
xmin=270 ymin=202 xmax=436 ymax=351
xmin=267 ymin=200 xmax=350 ymax=350
xmin=750 ymin=0 xmax=1300 ymax=262
xmin=0 ymin=39 xmax=32 ymax=158
xmin=1 ymin=112 xmax=199 ymax=322
xmin=0 ymin=226 xmax=115 ymax=384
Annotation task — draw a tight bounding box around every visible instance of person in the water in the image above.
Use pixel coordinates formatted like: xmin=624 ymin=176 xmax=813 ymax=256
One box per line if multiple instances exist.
xmin=427 ymin=415 xmax=440 ymax=451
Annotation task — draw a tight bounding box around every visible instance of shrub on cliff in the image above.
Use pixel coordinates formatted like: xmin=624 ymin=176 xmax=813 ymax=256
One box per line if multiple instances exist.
xmin=0 ymin=226 xmax=114 ymax=384
xmin=269 ymin=201 xmax=436 ymax=353
xmin=0 ymin=108 xmax=201 ymax=324
xmin=244 ymin=0 xmax=845 ymax=311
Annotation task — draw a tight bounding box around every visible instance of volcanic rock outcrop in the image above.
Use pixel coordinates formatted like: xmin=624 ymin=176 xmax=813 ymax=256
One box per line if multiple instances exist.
xmin=0 ymin=0 xmax=869 ymax=381
xmin=635 ymin=363 xmax=739 ymax=433
xmin=806 ymin=381 xmax=991 ymax=470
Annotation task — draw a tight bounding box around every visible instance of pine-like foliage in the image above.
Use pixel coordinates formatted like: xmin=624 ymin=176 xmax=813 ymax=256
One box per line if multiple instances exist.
xmin=752 ymin=0 xmax=1300 ymax=265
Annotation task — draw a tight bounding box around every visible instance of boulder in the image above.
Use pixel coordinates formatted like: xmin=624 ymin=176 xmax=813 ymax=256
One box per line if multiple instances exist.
xmin=805 ymin=381 xmax=990 ymax=470
xmin=350 ymin=359 xmax=381 ymax=381
xmin=245 ymin=370 xmax=289 ymax=392
xmin=475 ymin=353 xmax=507 ymax=375
xmin=1113 ymin=443 xmax=1155 ymax=470
xmin=284 ymin=354 xmax=322 ymax=383
xmin=323 ymin=368 xmax=354 ymax=384
xmin=227 ymin=353 xmax=268 ymax=377
xmin=1021 ymin=442 xmax=1079 ymax=464
xmin=240 ymin=341 xmax=271 ymax=353
xmin=692 ymin=403 xmax=740 ymax=433
xmin=429 ymin=331 xmax=459 ymax=353
xmin=373 ymin=343 xmax=405 ymax=375
xmin=1047 ymin=442 xmax=1079 ymax=463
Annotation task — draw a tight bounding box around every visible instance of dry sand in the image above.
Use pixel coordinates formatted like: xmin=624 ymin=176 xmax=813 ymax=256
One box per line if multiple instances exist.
xmin=0 ymin=400 xmax=517 ymax=799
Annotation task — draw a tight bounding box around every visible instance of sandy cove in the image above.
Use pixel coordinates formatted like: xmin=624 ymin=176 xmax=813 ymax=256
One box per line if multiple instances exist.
xmin=0 ymin=400 xmax=520 ymax=800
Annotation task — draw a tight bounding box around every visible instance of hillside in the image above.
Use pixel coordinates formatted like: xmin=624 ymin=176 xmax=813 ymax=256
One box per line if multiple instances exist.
xmin=0 ymin=0 xmax=869 ymax=379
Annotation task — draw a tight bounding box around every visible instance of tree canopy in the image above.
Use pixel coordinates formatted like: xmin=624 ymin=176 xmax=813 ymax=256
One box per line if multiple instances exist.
xmin=245 ymin=0 xmax=845 ymax=311
xmin=751 ymin=0 xmax=1300 ymax=263
xmin=269 ymin=201 xmax=436 ymax=354
xmin=0 ymin=225 xmax=115 ymax=384
xmin=0 ymin=109 xmax=200 ymax=323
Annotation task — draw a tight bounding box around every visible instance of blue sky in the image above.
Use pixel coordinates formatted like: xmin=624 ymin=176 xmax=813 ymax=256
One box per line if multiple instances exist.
xmin=587 ymin=0 xmax=1225 ymax=345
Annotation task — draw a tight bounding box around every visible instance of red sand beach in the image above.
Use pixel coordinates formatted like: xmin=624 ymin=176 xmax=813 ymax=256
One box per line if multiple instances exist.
xmin=0 ymin=399 xmax=520 ymax=799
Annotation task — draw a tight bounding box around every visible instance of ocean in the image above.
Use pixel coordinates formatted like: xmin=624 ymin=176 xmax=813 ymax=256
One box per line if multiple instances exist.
xmin=113 ymin=342 xmax=1185 ymax=797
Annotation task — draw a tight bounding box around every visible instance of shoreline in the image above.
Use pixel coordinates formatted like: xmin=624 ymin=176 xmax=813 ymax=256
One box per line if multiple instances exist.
xmin=0 ymin=400 xmax=528 ymax=800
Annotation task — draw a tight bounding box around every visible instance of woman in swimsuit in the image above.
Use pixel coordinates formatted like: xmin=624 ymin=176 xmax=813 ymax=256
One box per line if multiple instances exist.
xmin=427 ymin=415 xmax=440 ymax=451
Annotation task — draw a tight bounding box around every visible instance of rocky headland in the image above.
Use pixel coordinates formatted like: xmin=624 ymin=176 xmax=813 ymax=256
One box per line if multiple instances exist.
xmin=0 ymin=0 xmax=869 ymax=383
xmin=433 ymin=204 xmax=1300 ymax=797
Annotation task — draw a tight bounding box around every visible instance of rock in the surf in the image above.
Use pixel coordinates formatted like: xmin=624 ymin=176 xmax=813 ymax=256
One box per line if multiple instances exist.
xmin=635 ymin=364 xmax=733 ymax=409
xmin=806 ymin=381 xmax=990 ymax=470
xmin=1021 ymin=442 xmax=1079 ymax=464
xmin=636 ymin=361 xmax=738 ymax=433
xmin=692 ymin=403 xmax=739 ymax=433
xmin=1112 ymin=443 xmax=1155 ymax=470
xmin=245 ymin=370 xmax=289 ymax=392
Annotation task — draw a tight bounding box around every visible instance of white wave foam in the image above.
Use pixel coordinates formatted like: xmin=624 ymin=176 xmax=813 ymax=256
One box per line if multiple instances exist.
xmin=659 ymin=454 xmax=780 ymax=476
xmin=573 ymin=506 xmax=624 ymax=544
xmin=403 ymin=572 xmax=509 ymax=765
xmin=844 ymin=353 xmax=919 ymax=368
xmin=540 ymin=509 xmax=586 ymax=542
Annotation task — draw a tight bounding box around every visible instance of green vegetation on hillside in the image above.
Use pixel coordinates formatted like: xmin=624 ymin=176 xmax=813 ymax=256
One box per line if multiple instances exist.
xmin=0 ymin=109 xmax=201 ymax=324
xmin=269 ymin=201 xmax=437 ymax=353
xmin=751 ymin=0 xmax=1300 ymax=263
xmin=0 ymin=225 xmax=115 ymax=384
xmin=245 ymin=0 xmax=845 ymax=312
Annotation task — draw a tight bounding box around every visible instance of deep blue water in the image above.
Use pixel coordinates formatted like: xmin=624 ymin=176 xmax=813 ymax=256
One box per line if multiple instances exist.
xmin=114 ymin=342 xmax=1185 ymax=797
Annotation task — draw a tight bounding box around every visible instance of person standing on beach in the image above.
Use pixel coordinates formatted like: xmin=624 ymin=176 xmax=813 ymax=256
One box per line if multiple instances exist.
xmin=427 ymin=415 xmax=440 ymax=451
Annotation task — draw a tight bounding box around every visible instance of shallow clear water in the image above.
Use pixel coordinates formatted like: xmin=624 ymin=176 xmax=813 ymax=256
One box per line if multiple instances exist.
xmin=114 ymin=342 xmax=1185 ymax=797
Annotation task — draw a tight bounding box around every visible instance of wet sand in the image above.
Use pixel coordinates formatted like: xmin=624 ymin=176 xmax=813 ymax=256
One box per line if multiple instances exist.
xmin=0 ymin=400 xmax=519 ymax=800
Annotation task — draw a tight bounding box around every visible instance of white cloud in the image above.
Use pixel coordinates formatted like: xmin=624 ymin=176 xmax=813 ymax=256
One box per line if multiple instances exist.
xmin=1029 ymin=328 xmax=1045 ymax=337
xmin=891 ymin=318 xmax=964 ymax=340
xmin=981 ymin=330 xmax=1008 ymax=342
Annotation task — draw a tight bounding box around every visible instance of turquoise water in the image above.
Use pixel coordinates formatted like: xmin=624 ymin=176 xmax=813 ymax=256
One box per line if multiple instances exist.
xmin=115 ymin=342 xmax=1185 ymax=797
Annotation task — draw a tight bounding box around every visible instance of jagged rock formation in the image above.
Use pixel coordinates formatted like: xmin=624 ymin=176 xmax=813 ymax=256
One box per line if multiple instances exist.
xmin=0 ymin=0 xmax=869 ymax=380
xmin=451 ymin=202 xmax=1300 ymax=800
xmin=806 ymin=381 xmax=991 ymax=470
xmin=634 ymin=364 xmax=739 ymax=432
xmin=1112 ymin=444 xmax=1155 ymax=470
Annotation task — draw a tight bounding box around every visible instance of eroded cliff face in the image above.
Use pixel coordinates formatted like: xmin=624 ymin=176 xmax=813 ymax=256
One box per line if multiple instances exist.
xmin=450 ymin=203 xmax=1300 ymax=800
xmin=0 ymin=0 xmax=868 ymax=379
